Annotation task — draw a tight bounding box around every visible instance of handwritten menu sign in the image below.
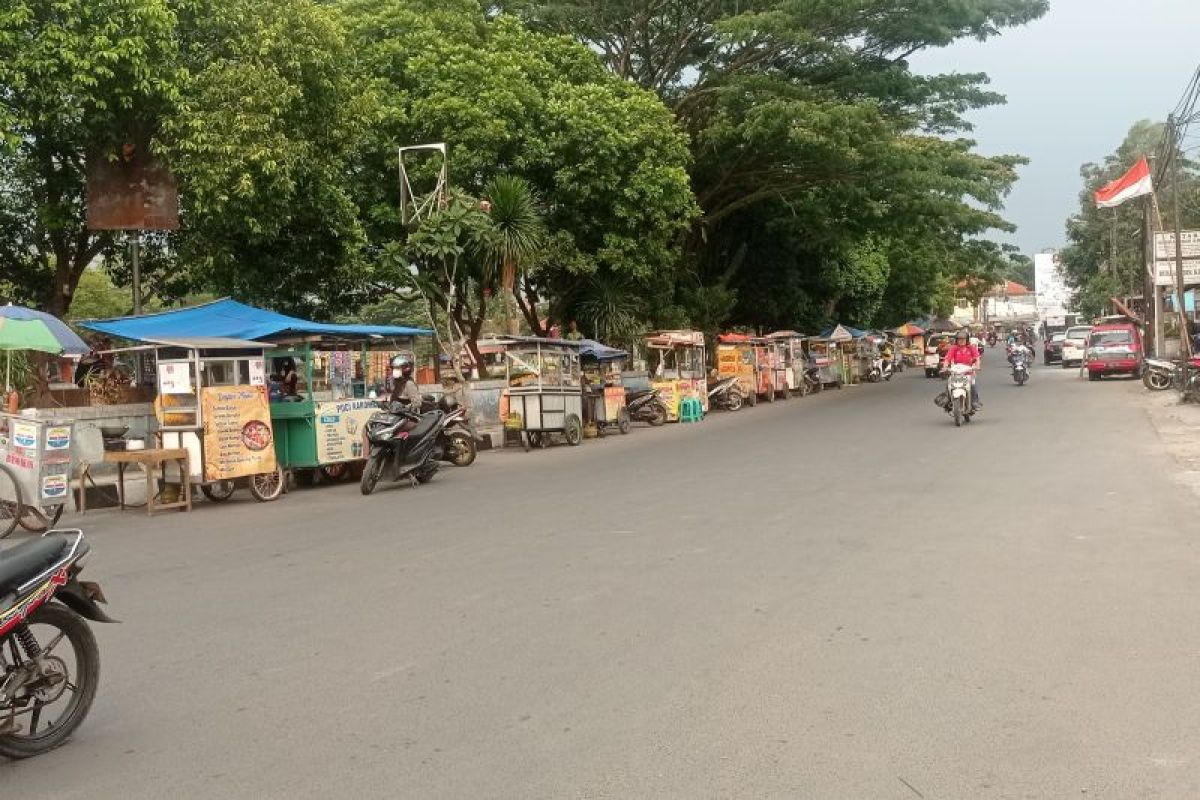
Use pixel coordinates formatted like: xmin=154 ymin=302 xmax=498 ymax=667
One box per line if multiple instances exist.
xmin=314 ymin=399 xmax=377 ymax=463
xmin=200 ymin=386 xmax=277 ymax=481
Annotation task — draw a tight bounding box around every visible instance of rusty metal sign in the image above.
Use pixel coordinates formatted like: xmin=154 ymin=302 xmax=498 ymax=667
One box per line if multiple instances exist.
xmin=86 ymin=143 xmax=179 ymax=231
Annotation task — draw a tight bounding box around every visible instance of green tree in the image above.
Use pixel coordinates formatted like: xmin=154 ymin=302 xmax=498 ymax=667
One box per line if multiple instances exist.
xmin=0 ymin=0 xmax=181 ymax=314
xmin=1059 ymin=120 xmax=1200 ymax=319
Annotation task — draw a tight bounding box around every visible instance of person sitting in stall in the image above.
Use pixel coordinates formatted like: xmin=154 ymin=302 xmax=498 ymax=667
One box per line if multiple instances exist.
xmin=388 ymin=356 xmax=422 ymax=407
xmin=275 ymin=357 xmax=302 ymax=400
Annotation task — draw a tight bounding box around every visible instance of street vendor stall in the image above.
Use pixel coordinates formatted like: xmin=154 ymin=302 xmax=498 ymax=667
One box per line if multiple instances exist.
xmin=487 ymin=337 xmax=584 ymax=449
xmin=766 ymin=331 xmax=810 ymax=396
xmin=644 ymin=330 xmax=707 ymax=421
xmin=145 ymin=337 xmax=285 ymax=503
xmin=893 ymin=323 xmax=926 ymax=367
xmin=819 ymin=324 xmax=867 ymax=384
xmin=0 ymin=304 xmax=89 ymax=536
xmin=715 ymin=334 xmax=787 ymax=404
xmin=83 ymin=298 xmax=432 ymax=485
xmin=579 ymin=339 xmax=630 ymax=436
xmin=808 ymin=337 xmax=848 ymax=388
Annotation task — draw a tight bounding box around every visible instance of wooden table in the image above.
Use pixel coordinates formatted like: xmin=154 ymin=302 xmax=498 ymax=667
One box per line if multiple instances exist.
xmin=90 ymin=448 xmax=193 ymax=516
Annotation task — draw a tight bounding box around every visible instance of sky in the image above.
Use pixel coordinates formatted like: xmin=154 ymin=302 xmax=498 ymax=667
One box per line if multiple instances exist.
xmin=912 ymin=0 xmax=1200 ymax=257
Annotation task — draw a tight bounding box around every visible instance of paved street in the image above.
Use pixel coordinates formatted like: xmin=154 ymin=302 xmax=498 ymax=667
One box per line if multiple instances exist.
xmin=4 ymin=359 xmax=1199 ymax=799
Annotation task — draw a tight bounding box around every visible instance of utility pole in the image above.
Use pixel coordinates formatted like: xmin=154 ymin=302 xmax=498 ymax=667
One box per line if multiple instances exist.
xmin=1168 ymin=114 xmax=1192 ymax=358
xmin=130 ymin=231 xmax=142 ymax=315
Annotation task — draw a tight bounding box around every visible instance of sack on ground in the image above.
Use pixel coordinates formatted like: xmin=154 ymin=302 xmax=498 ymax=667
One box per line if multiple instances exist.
xmin=933 ymin=391 xmax=949 ymax=409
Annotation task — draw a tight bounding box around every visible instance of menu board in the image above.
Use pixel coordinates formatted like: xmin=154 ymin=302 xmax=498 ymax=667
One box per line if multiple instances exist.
xmin=201 ymin=386 xmax=277 ymax=481
xmin=314 ymin=399 xmax=377 ymax=463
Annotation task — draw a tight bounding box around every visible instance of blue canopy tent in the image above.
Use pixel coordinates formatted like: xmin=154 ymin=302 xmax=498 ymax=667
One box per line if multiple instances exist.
xmin=79 ymin=297 xmax=430 ymax=342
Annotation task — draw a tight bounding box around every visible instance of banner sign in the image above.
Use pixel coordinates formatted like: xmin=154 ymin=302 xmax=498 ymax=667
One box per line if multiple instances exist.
xmin=201 ymin=387 xmax=277 ymax=481
xmin=313 ymin=399 xmax=376 ymax=463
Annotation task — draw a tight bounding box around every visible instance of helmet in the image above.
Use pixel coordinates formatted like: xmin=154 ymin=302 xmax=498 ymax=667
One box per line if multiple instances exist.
xmin=390 ymin=355 xmax=414 ymax=378
xmin=955 ymin=330 xmax=968 ymax=341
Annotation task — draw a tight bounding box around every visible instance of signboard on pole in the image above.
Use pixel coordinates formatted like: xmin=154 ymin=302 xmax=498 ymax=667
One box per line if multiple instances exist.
xmin=1153 ymin=231 xmax=1200 ymax=287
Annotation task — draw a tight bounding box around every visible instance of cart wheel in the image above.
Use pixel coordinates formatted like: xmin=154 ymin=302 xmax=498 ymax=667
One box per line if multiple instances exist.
xmin=249 ymin=466 xmax=285 ymax=502
xmin=564 ymin=415 xmax=583 ymax=446
xmin=0 ymin=464 xmax=22 ymax=540
xmin=17 ymin=503 xmax=64 ymax=533
xmin=617 ymin=408 xmax=631 ymax=434
xmin=201 ymin=480 xmax=236 ymax=503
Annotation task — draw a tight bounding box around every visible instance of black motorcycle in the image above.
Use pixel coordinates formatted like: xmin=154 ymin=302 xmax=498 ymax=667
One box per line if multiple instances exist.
xmin=0 ymin=530 xmax=115 ymax=759
xmin=360 ymin=402 xmax=445 ymax=495
xmin=625 ymin=387 xmax=668 ymax=426
xmin=707 ymin=376 xmax=744 ymax=411
xmin=418 ymin=394 xmax=478 ymax=467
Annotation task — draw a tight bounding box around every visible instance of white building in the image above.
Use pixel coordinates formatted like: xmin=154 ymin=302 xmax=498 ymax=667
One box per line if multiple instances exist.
xmin=1035 ymin=250 xmax=1074 ymax=326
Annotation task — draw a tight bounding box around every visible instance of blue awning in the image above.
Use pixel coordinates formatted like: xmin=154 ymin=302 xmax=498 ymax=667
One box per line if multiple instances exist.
xmin=80 ymin=298 xmax=431 ymax=343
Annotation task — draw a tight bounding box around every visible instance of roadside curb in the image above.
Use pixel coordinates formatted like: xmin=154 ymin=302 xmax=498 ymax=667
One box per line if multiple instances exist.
xmin=1138 ymin=389 xmax=1200 ymax=499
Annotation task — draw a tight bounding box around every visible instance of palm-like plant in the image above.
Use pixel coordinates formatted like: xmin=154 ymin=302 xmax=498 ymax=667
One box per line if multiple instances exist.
xmin=481 ymin=175 xmax=545 ymax=292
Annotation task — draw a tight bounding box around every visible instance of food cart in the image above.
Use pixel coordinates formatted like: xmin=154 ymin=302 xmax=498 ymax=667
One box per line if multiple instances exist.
xmin=644 ymin=330 xmax=708 ymax=421
xmin=0 ymin=414 xmax=73 ymax=537
xmin=489 ymin=337 xmax=584 ymax=449
xmin=766 ymin=331 xmax=810 ymax=396
xmin=806 ymin=338 xmax=846 ymax=389
xmin=579 ymin=339 xmax=630 ymax=436
xmin=265 ymin=332 xmax=425 ymax=484
xmin=716 ymin=334 xmax=787 ymax=403
xmin=148 ymin=338 xmax=286 ymax=503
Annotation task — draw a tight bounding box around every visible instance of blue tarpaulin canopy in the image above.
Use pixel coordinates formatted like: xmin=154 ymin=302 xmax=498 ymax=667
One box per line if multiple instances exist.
xmin=577 ymin=338 xmax=627 ymax=361
xmin=80 ymin=298 xmax=431 ymax=343
xmin=818 ymin=324 xmax=866 ymax=341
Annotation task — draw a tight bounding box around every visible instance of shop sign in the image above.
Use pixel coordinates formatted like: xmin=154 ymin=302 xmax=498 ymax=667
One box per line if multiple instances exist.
xmin=314 ymin=399 xmax=377 ymax=463
xmin=45 ymin=426 xmax=71 ymax=451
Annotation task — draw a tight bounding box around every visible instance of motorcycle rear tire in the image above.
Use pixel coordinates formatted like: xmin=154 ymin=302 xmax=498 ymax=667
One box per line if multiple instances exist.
xmin=0 ymin=603 xmax=100 ymax=760
xmin=360 ymin=452 xmax=385 ymax=495
xmin=727 ymin=391 xmax=744 ymax=411
xmin=647 ymin=402 xmax=667 ymax=426
xmin=1144 ymin=370 xmax=1172 ymax=391
xmin=1017 ymin=373 xmax=1026 ymax=386
xmin=953 ymin=398 xmax=963 ymax=427
xmin=447 ymin=432 xmax=477 ymax=467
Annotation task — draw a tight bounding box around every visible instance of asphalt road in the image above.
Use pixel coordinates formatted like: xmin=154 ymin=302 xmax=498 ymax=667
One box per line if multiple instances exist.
xmin=4 ymin=356 xmax=1199 ymax=799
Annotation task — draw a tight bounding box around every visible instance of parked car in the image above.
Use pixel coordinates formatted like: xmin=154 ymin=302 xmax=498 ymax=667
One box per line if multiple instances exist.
xmin=1085 ymin=321 xmax=1143 ymax=380
xmin=1060 ymin=325 xmax=1092 ymax=368
xmin=1043 ymin=331 xmax=1066 ymax=365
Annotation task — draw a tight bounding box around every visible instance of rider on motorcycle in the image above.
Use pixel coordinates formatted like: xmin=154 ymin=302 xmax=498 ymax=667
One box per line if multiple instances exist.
xmin=388 ymin=355 xmax=422 ymax=406
xmin=943 ymin=330 xmax=982 ymax=408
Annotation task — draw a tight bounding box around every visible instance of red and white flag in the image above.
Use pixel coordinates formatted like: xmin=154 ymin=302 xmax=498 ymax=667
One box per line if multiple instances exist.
xmin=1094 ymin=157 xmax=1153 ymax=208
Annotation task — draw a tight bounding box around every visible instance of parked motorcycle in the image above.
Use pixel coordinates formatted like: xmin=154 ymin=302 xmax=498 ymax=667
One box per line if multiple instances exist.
xmin=802 ymin=365 xmax=824 ymax=394
xmin=867 ymin=355 xmax=894 ymax=383
xmin=1143 ymin=357 xmax=1181 ymax=391
xmin=360 ymin=402 xmax=444 ymax=495
xmin=0 ymin=530 xmax=115 ymax=759
xmin=625 ymin=387 xmax=669 ymax=426
xmin=418 ymin=394 xmax=477 ymax=466
xmin=1009 ymin=349 xmax=1031 ymax=386
xmin=935 ymin=364 xmax=976 ymax=427
xmin=707 ymin=376 xmax=744 ymax=411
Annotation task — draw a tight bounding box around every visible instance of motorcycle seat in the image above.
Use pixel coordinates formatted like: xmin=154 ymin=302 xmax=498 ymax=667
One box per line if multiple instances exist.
xmin=0 ymin=534 xmax=75 ymax=597
xmin=408 ymin=411 xmax=444 ymax=440
xmin=625 ymin=388 xmax=652 ymax=401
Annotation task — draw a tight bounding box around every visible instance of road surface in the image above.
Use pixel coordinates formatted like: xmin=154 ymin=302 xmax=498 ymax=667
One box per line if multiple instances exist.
xmin=4 ymin=358 xmax=1199 ymax=798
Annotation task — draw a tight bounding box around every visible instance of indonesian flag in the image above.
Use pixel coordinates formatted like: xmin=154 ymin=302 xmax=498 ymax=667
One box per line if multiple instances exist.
xmin=1094 ymin=157 xmax=1153 ymax=208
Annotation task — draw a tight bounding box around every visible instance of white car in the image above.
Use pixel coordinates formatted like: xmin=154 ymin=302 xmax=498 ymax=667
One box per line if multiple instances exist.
xmin=1060 ymin=325 xmax=1092 ymax=368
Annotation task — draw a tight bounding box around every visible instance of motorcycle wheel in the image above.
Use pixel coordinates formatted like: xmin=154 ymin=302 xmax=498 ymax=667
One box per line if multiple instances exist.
xmin=1017 ymin=373 xmax=1026 ymax=386
xmin=415 ymin=463 xmax=438 ymax=484
xmin=201 ymin=480 xmax=236 ymax=503
xmin=564 ymin=414 xmax=583 ymax=446
xmin=248 ymin=466 xmax=285 ymax=502
xmin=647 ymin=402 xmax=667 ymax=427
xmin=727 ymin=391 xmax=744 ymax=412
xmin=1144 ymin=370 xmax=1172 ymax=391
xmin=0 ymin=464 xmax=23 ymax=540
xmin=0 ymin=603 xmax=100 ymax=759
xmin=617 ymin=408 xmax=631 ymax=434
xmin=953 ymin=398 xmax=963 ymax=427
xmin=360 ymin=452 xmax=385 ymax=495
xmin=448 ymin=432 xmax=477 ymax=466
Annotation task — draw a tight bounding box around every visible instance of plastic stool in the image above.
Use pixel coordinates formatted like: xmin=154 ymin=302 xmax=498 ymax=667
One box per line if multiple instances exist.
xmin=678 ymin=396 xmax=704 ymax=423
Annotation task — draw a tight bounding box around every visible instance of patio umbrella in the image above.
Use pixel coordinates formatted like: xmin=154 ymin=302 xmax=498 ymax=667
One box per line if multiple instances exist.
xmin=0 ymin=305 xmax=88 ymax=391
xmin=893 ymin=322 xmax=925 ymax=337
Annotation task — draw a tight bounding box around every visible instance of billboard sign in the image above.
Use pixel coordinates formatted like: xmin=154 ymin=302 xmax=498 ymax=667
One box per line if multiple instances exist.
xmin=86 ymin=143 xmax=179 ymax=231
